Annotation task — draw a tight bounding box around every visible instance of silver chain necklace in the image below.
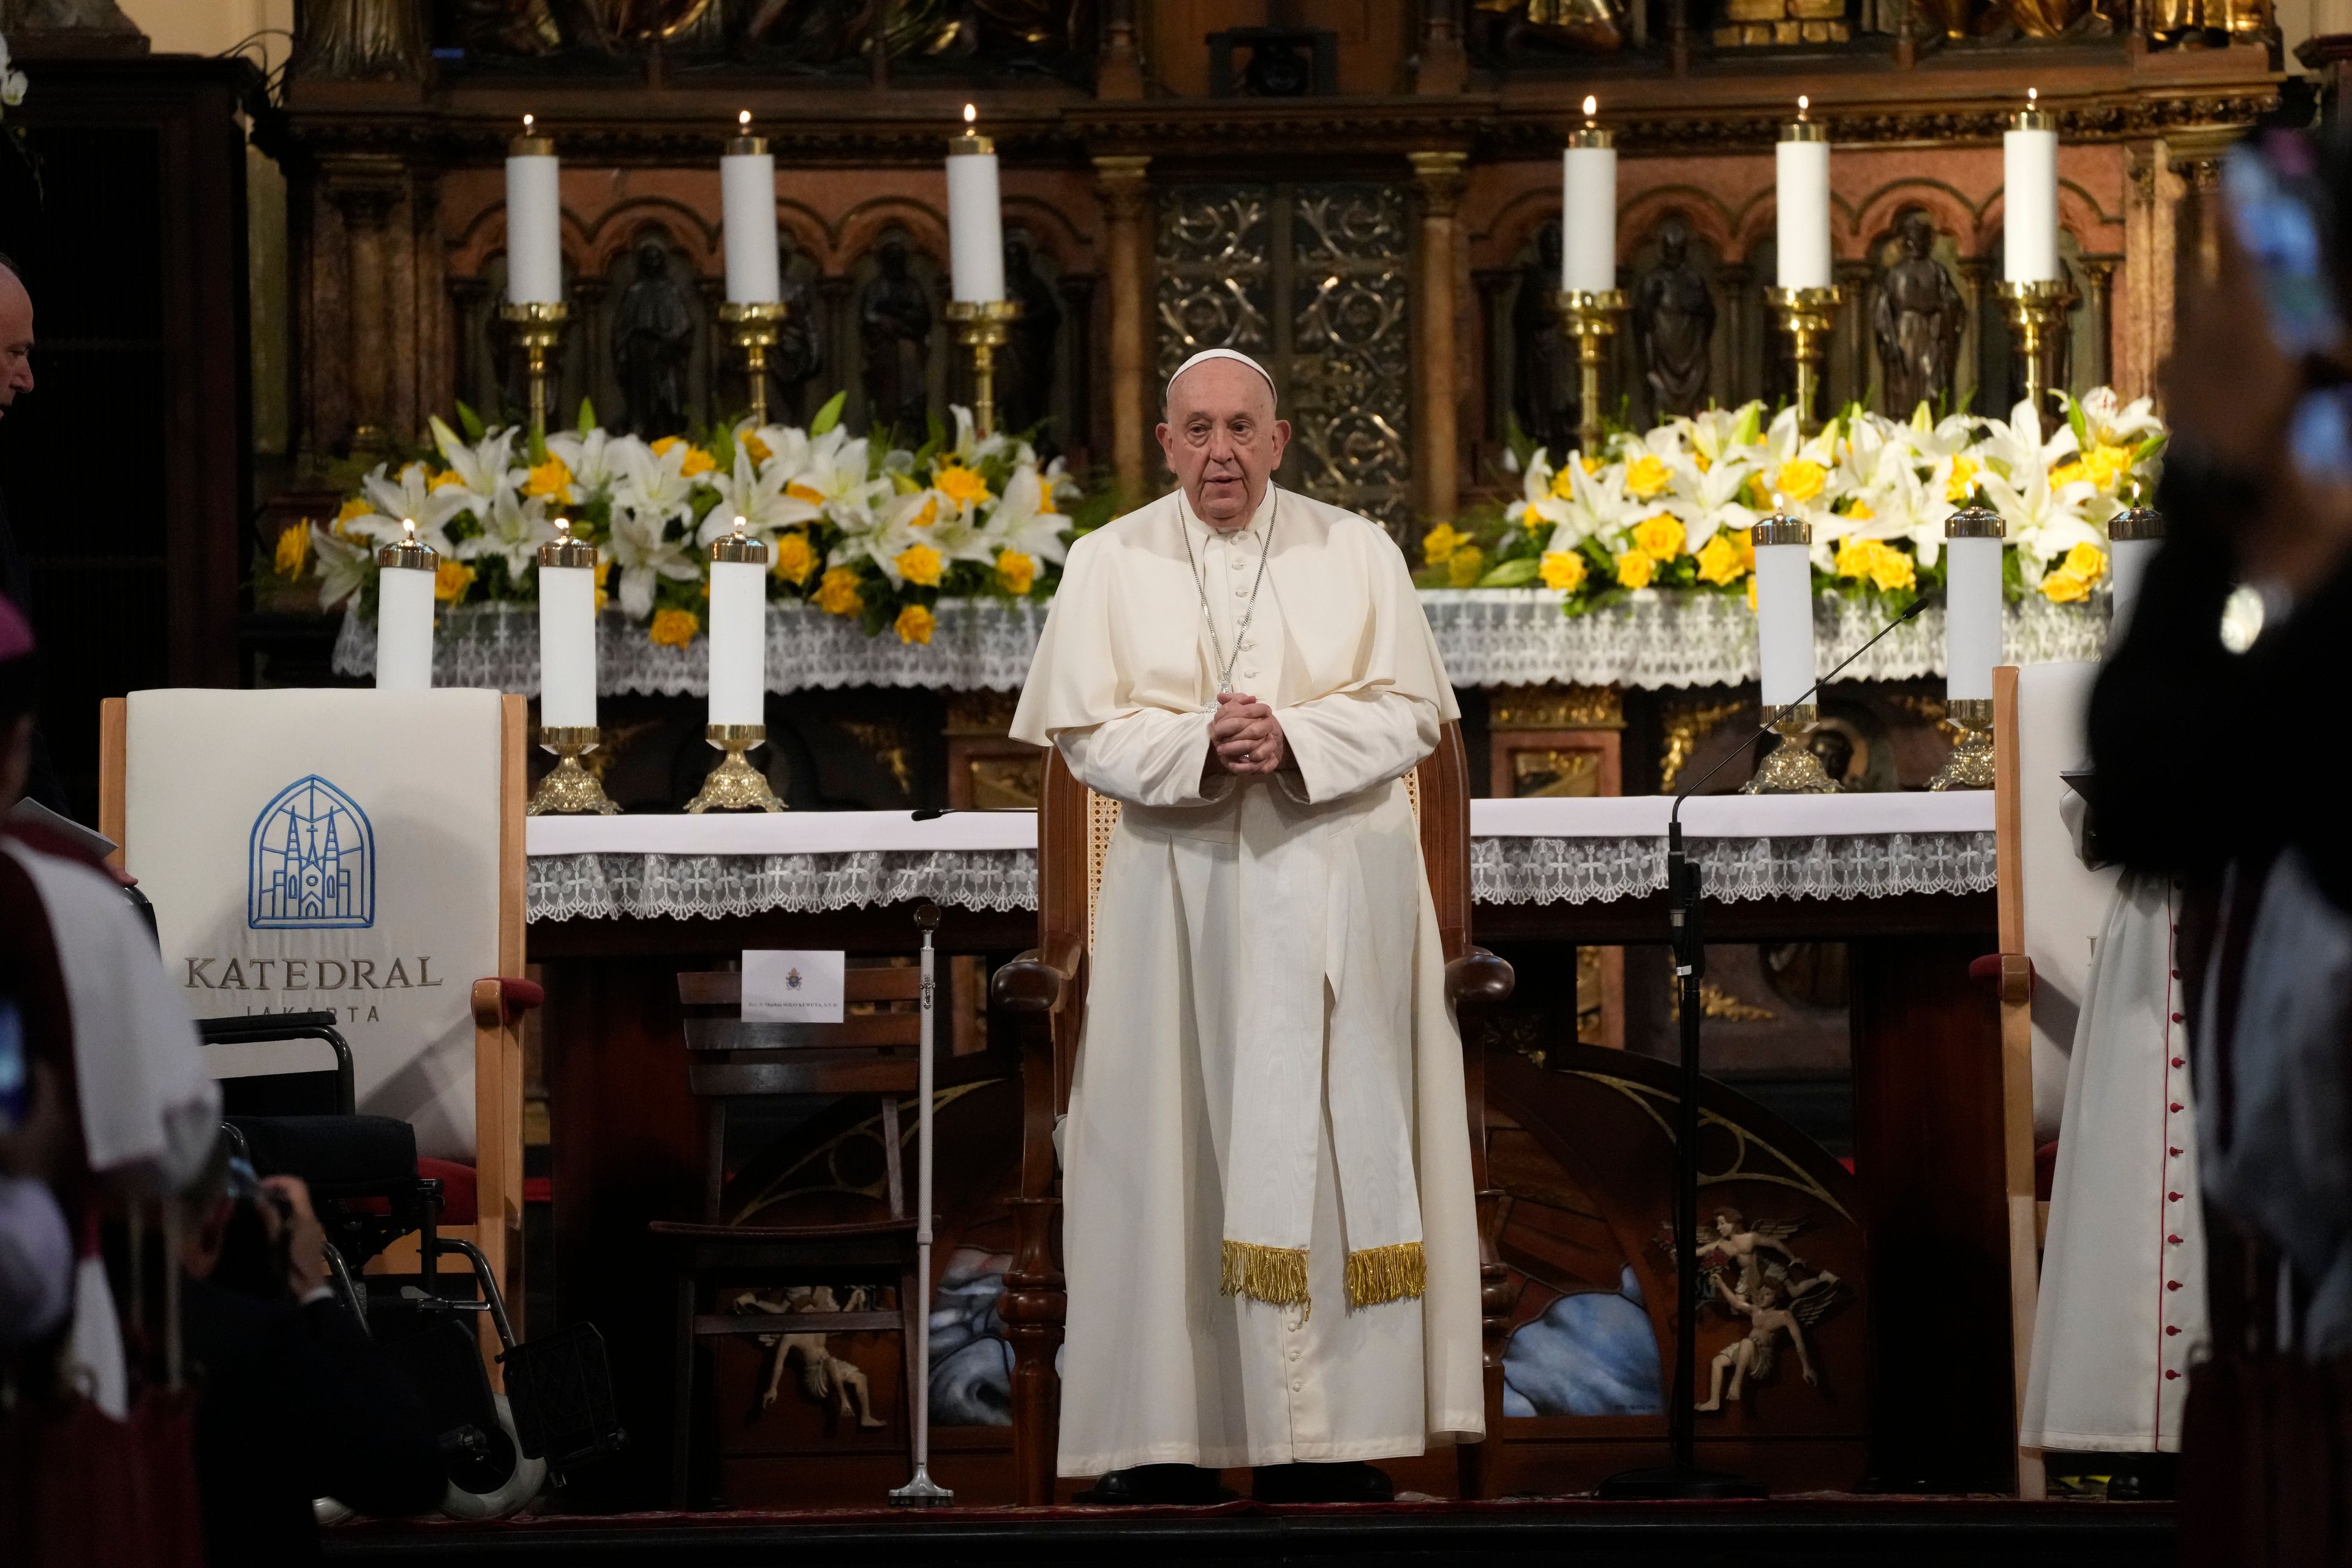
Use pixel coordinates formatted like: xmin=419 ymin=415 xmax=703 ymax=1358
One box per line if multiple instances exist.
xmin=1180 ymin=486 xmax=1280 ymax=695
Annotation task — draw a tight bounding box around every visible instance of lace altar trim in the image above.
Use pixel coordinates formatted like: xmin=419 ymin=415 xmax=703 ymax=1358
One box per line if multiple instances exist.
xmin=335 ymin=592 xmax=2106 ymax=696
xmin=524 ymin=831 xmax=1994 ymax=921
xmin=527 ymin=849 xmax=1040 ymax=922
xmin=1471 ymin=831 xmax=1999 ymax=907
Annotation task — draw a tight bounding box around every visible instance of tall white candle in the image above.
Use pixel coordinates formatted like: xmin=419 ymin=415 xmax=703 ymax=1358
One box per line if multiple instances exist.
xmin=2108 ymin=505 xmax=2164 ymax=646
xmin=2003 ymin=91 xmax=2060 ymax=284
xmin=1943 ymin=509 xmax=2005 ymax=703
xmin=1752 ymin=515 xmax=1817 ymax=708
xmin=722 ymin=111 xmax=782 ymax=306
xmin=538 ymin=519 xmax=598 ymax=729
xmin=506 ymin=116 xmax=564 ymax=306
xmin=946 ymin=104 xmax=1005 ymax=304
xmin=1775 ymin=101 xmax=1832 ymax=291
xmin=376 ymin=522 xmax=437 ymax=693
xmin=1561 ymin=97 xmax=1618 ymax=295
xmin=707 ymin=522 xmax=769 ymax=728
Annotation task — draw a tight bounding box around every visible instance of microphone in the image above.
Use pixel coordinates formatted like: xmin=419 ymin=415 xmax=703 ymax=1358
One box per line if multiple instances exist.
xmin=909 ymin=806 xmax=1033 ymax=821
xmin=1668 ymin=588 xmax=1940 ymax=833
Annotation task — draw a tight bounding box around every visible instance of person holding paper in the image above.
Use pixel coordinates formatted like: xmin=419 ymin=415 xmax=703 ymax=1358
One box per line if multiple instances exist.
xmin=1009 ymin=350 xmax=1482 ymax=1505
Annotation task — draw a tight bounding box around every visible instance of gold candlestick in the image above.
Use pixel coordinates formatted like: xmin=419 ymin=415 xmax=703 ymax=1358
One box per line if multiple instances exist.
xmin=719 ymin=300 xmax=790 ymax=429
xmin=1743 ymin=703 xmax=1840 ymax=794
xmin=685 ymin=724 xmax=785 ymax=813
xmin=1551 ymin=288 xmax=1629 ymax=462
xmin=1995 ymin=277 xmax=2073 ymax=437
xmin=1765 ymin=285 xmax=1842 ymax=437
xmin=529 ymin=726 xmax=622 ymax=815
xmin=499 ymin=300 xmax=570 ymax=433
xmin=944 ymin=299 xmax=1022 ymax=439
xmin=1928 ymin=699 xmax=1996 ymax=793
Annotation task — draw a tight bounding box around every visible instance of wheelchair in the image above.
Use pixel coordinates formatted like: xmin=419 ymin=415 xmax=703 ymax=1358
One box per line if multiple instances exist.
xmin=198 ymin=1004 xmax=623 ymax=1521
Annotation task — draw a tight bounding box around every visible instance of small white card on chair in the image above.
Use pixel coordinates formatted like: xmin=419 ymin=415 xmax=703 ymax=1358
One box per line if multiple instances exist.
xmin=741 ymin=950 xmax=845 ymax=1025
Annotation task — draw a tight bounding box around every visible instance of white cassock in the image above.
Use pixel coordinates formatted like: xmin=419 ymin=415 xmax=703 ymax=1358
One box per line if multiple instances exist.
xmin=1009 ymin=482 xmax=1486 ymax=1477
xmin=2020 ymin=853 xmax=2209 ymax=1453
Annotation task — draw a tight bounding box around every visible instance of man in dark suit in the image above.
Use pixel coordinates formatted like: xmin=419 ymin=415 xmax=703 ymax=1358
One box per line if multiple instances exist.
xmin=0 ymin=253 xmax=68 ymax=816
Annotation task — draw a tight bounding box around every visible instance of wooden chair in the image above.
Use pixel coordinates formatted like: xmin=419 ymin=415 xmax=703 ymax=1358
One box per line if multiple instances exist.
xmin=992 ymin=721 xmax=1515 ymax=1504
xmin=651 ymin=962 xmax=928 ymax=1509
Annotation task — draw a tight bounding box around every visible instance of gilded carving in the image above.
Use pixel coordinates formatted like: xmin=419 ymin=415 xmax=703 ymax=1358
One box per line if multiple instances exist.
xmin=1490 ymin=683 xmax=1626 ymax=731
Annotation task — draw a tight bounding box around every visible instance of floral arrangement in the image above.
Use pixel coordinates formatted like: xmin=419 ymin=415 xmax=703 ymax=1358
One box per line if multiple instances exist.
xmin=285 ymin=394 xmax=1107 ymax=646
xmin=1419 ymin=388 xmax=2165 ymax=617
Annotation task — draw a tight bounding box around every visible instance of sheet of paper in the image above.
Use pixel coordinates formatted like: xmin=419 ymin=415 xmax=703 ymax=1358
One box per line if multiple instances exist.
xmin=741 ymin=949 xmax=845 ymax=1025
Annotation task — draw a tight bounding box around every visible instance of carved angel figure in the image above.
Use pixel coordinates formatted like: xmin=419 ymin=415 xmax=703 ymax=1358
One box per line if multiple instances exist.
xmin=1695 ymin=1268 xmax=1843 ymax=1411
xmin=732 ymin=1285 xmax=888 ymax=1428
xmin=1693 ymin=1206 xmax=1801 ymax=1300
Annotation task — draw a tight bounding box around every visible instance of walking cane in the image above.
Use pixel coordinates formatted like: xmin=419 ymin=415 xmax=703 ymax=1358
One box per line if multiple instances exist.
xmin=890 ymin=902 xmax=953 ymax=1506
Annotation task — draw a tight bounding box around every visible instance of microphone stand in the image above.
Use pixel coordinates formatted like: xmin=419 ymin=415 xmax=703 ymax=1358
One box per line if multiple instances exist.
xmin=1600 ymin=592 xmax=1934 ymax=1500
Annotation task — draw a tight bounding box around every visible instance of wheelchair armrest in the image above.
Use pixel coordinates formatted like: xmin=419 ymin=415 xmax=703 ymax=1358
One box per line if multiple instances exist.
xmin=992 ymin=932 xmax=1083 ymax=1016
xmin=194 ymin=1011 xmax=355 ymax=1116
xmin=472 ymin=976 xmax=545 ymax=1030
xmin=1446 ymin=946 xmax=1515 ymax=1009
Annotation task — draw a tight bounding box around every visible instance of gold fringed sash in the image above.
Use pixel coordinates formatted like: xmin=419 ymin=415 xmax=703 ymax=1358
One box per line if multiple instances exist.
xmin=1221 ymin=1239 xmax=1313 ymax=1319
xmin=1344 ymin=1241 xmax=1427 ymax=1310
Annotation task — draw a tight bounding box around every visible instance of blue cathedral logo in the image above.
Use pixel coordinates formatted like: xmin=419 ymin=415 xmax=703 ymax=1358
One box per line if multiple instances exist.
xmin=248 ymin=775 xmax=375 ymax=930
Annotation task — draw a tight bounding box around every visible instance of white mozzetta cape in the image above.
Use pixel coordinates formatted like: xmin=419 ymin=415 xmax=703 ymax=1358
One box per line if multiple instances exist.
xmin=1011 ymin=484 xmax=1485 ymax=1474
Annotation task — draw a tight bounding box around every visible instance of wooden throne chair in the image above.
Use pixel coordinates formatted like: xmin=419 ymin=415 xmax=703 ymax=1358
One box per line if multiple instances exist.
xmin=990 ymin=721 xmax=1515 ymax=1505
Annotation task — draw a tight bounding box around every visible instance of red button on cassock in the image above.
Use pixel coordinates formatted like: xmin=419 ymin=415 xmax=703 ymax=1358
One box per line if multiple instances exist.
xmin=2169 ymin=1234 xmax=2184 ymax=1245
xmin=2171 ymin=1012 xmax=2185 ymax=1023
xmin=2170 ymin=1147 xmax=2184 ymax=1157
xmin=2168 ymin=1280 xmax=2184 ymax=1291
xmin=2169 ymin=1191 xmax=2184 ymax=1202
xmin=2166 ymin=1326 xmax=2182 ymax=1336
xmin=2166 ymin=1370 xmax=2182 ymax=1380
xmin=2173 ymin=1058 xmax=2186 ymax=1068
xmin=2171 ymin=1103 xmax=2185 ymax=1113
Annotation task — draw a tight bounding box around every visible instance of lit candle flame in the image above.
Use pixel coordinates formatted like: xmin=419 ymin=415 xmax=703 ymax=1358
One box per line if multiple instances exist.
xmin=1583 ymin=94 xmax=1597 ymax=122
xmin=963 ymin=103 xmax=977 ymax=126
xmin=739 ymin=109 xmax=752 ymax=129
xmin=1796 ymin=95 xmax=1809 ymax=121
xmin=2028 ymin=86 xmax=2039 ymax=106
xmin=402 ymin=519 xmax=417 ymax=543
xmin=733 ymin=514 xmax=748 ymax=537
xmin=554 ymin=516 xmax=571 ymax=539
xmin=522 ymin=114 xmax=535 ymax=135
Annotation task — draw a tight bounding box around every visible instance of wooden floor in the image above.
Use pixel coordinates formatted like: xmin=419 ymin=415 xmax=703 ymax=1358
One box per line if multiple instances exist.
xmin=324 ymin=1496 xmax=2176 ymax=1566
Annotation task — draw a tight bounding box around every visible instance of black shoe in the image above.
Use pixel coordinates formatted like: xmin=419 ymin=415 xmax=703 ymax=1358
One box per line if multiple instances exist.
xmin=1251 ymin=1461 xmax=1395 ymax=1504
xmin=1072 ymin=1464 xmax=1234 ymax=1505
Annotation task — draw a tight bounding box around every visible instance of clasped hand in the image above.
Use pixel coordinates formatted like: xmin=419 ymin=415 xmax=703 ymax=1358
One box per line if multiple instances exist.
xmin=1205 ymin=690 xmax=1286 ymax=778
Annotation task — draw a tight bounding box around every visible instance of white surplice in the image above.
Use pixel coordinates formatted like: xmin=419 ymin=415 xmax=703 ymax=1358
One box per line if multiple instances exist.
xmin=1009 ymin=483 xmax=1486 ymax=1476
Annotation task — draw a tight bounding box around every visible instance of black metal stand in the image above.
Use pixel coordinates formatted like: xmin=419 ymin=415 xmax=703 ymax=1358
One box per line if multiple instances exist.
xmin=1598 ymin=821 xmax=1765 ymax=1499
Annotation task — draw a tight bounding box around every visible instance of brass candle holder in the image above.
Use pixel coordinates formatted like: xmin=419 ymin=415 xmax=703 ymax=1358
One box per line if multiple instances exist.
xmin=1551 ymin=288 xmax=1629 ymax=462
xmin=719 ymin=300 xmax=790 ymax=429
xmin=944 ymin=298 xmax=1022 ymax=439
xmin=1765 ymin=285 xmax=1842 ymax=437
xmin=1929 ymin=699 xmax=1996 ymax=793
xmin=1996 ymin=276 xmax=2073 ymax=437
xmin=685 ymin=725 xmax=785 ymax=814
xmin=529 ymin=726 xmax=622 ymax=815
xmin=499 ymin=300 xmax=570 ymax=433
xmin=1743 ymin=704 xmax=1840 ymax=794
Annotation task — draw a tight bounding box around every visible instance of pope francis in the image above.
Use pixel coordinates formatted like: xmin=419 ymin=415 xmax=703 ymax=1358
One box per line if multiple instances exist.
xmin=1009 ymin=349 xmax=1485 ymax=1505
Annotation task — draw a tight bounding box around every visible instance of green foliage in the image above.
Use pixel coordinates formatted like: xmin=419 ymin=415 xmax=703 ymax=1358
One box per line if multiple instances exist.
xmin=809 ymin=391 xmax=846 ymax=437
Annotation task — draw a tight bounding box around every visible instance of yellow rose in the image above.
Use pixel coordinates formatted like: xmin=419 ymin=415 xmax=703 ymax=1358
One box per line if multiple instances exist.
xmin=1945 ymin=456 xmax=1979 ymax=504
xmin=1773 ymin=459 xmax=1827 ymax=504
xmin=1868 ymin=545 xmax=1917 ymax=594
xmin=2048 ymin=459 xmax=2087 ymax=491
xmin=1549 ymin=467 xmax=1578 ymax=501
xmin=2040 ymin=568 xmax=2090 ymax=604
xmin=434 ymin=560 xmax=475 ymax=603
xmin=894 ymin=543 xmax=944 ymax=587
xmin=2060 ymin=542 xmax=2108 ymax=584
xmin=908 ymin=497 xmax=940 ymax=530
xmin=522 ymin=456 xmax=572 ymax=499
xmin=1746 ymin=575 xmax=1758 ymax=609
xmin=772 ymin=530 xmax=818 ymax=586
xmin=1615 ymin=551 xmax=1656 ymax=590
xmin=1736 ymin=528 xmax=1756 ymax=572
xmin=1447 ymin=545 xmax=1486 ymax=588
xmin=680 ymin=447 xmax=715 ymax=478
xmin=428 ymin=469 xmax=469 ymax=492
xmin=1624 ymin=454 xmax=1672 ymax=499
xmin=1036 ymin=484 xmax=1059 ymax=516
xmin=1845 ymin=500 xmax=1875 ymax=522
xmin=786 ymin=481 xmax=826 ymax=505
xmin=1633 ymin=513 xmax=1685 ymax=561
xmin=1420 ymin=522 xmax=1468 ymax=568
xmin=276 ymin=524 xmax=311 ymax=578
xmin=649 ymin=608 xmax=700 ymax=647
xmin=334 ymin=495 xmax=373 ymax=529
xmin=997 ymin=550 xmax=1038 ymax=596
xmin=594 ymin=557 xmax=611 ymax=612
xmin=1833 ymin=537 xmax=1880 ymax=581
xmin=1539 ymin=551 xmax=1587 ymax=592
xmin=743 ymin=431 xmax=772 ymax=463
xmin=894 ymin=603 xmax=937 ymax=645
xmin=932 ymin=464 xmax=992 ymax=507
xmin=2083 ymin=444 xmax=2133 ymax=491
xmin=815 ymin=565 xmax=862 ymax=617
xmin=1694 ymin=531 xmax=1744 ymax=586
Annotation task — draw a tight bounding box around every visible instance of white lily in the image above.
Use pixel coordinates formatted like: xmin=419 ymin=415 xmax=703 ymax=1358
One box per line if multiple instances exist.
xmin=1662 ymin=446 xmax=1758 ymax=555
xmin=797 ymin=430 xmax=891 ymax=535
xmin=351 ymin=461 xmax=469 ymax=554
xmin=948 ymin=404 xmax=1019 ymax=467
xmin=546 ymin=427 xmax=632 ymax=498
xmin=604 ymin=505 xmax=702 ymax=619
xmin=861 ymin=489 xmax=970 ymax=586
xmin=456 ymin=489 xmax=558 ymax=582
xmin=983 ymin=466 xmax=1074 ymax=567
xmin=699 ymin=445 xmax=821 ymax=546
xmin=1978 ymin=401 xmax=2100 ymax=575
xmin=1543 ymin=454 xmax=1642 ymax=556
xmin=426 ymin=417 xmax=522 ymax=516
xmin=1975 ymin=397 xmax=2079 ymax=489
xmin=1506 ymin=447 xmax=1578 ymax=538
xmin=309 ymin=526 xmax=373 ymax=612
xmin=612 ymin=436 xmax=701 ymax=535
xmin=1845 ymin=439 xmax=1956 ymax=567
xmin=743 ymin=424 xmax=813 ymax=488
xmin=2074 ymin=387 xmax=2163 ymax=450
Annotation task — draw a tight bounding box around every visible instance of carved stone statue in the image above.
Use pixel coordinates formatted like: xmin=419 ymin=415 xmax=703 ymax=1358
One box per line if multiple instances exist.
xmin=1512 ymin=223 xmax=1578 ymax=458
xmin=1871 ymin=209 xmax=1966 ymax=421
xmin=1475 ymin=0 xmax=1626 ymax=51
xmin=764 ymin=233 xmax=823 ymax=426
xmin=1632 ymin=213 xmax=1716 ymax=421
xmin=290 ymin=0 xmax=428 ymax=77
xmin=860 ymin=238 xmax=933 ymax=444
xmin=613 ymin=239 xmax=695 ymax=438
xmin=996 ymin=238 xmax=1063 ymax=447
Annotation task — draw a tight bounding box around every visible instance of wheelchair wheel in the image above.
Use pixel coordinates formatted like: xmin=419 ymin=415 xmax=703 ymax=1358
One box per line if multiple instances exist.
xmin=439 ymin=1393 xmax=546 ymax=1521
